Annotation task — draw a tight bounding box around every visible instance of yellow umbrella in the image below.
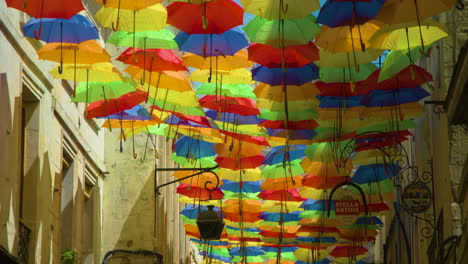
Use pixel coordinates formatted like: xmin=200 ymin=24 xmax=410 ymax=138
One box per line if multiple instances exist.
xmin=95 ymin=0 xmax=161 ymax=10
xmin=257 ymin=98 xmax=319 ymax=111
xmin=241 ymin=0 xmax=320 ymax=19
xmin=95 ymin=4 xmax=167 ymax=32
xmin=315 ymin=21 xmax=382 ymax=53
xmin=375 ymin=0 xmax=458 ymax=25
xmin=254 ymin=82 xmax=319 ymax=101
xmin=369 ymin=19 xmax=448 ymax=51
xmin=189 ymin=68 xmax=253 ymax=84
xmin=182 ymin=50 xmax=252 ymax=71
xmin=37 ymin=40 xmax=110 ymax=72
xmin=50 ymin=62 xmax=122 ymax=83
xmin=139 ymin=85 xmax=200 ymax=107
xmin=315 ymin=48 xmax=383 ymax=69
xmin=218 ymin=168 xmax=262 ymax=181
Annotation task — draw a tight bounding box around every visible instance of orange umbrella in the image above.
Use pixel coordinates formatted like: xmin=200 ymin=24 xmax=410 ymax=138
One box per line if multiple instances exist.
xmin=172 ymin=171 xmax=224 ymax=188
xmin=37 ymin=40 xmax=110 ymax=66
xmin=213 ymin=136 xmax=265 ymax=159
xmin=260 ymin=176 xmax=303 ymax=191
xmin=125 ymin=66 xmax=193 ymax=92
xmin=254 ymin=82 xmax=319 ymax=102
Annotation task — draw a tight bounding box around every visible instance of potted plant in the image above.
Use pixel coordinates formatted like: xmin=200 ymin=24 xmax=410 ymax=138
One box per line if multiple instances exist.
xmin=61 ymin=249 xmax=77 ymax=264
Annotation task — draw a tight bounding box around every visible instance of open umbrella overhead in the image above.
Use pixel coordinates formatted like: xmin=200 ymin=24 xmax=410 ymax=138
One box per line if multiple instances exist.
xmin=117 ymin=48 xmax=187 ymax=72
xmin=175 ymin=29 xmax=249 ymax=57
xmin=95 ymin=4 xmax=167 ymax=32
xmin=241 ymin=0 xmax=320 ymax=19
xmin=199 ymin=95 xmax=260 ymax=116
xmin=247 ymin=42 xmax=319 ymax=68
xmin=317 ymin=0 xmax=386 ymax=27
xmin=51 ymin=62 xmax=123 ymax=83
xmin=167 ymin=0 xmax=243 ymax=34
xmin=315 ymin=48 xmax=383 ymax=68
xmin=183 ymin=50 xmax=252 ymax=71
xmin=72 ymin=78 xmax=137 ymax=103
xmin=95 ymin=0 xmax=161 ymax=10
xmin=37 ymin=40 xmax=110 ymax=65
xmin=251 ymin=63 xmax=319 ymax=86
xmin=86 ymin=89 xmax=147 ymax=119
xmin=375 ymin=0 xmax=458 ymax=24
xmin=6 ymin=0 xmax=84 ymax=18
xmin=244 ymin=15 xmax=321 ymax=48
xmin=23 ymin=14 xmax=98 ymax=43
xmin=107 ymin=29 xmax=178 ymax=49
xmin=125 ymin=66 xmax=192 ymax=92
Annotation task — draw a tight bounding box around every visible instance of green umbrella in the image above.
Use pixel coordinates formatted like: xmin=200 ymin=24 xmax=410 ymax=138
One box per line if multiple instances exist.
xmin=243 ymin=15 xmax=321 ymax=48
xmin=261 ymin=160 xmax=304 ymax=179
xmin=319 ymin=63 xmax=378 ymax=83
xmin=107 ymin=29 xmax=178 ymax=49
xmin=259 ymin=109 xmax=319 ymax=121
xmin=223 ymin=190 xmax=261 ymax=200
xmin=171 ymin=153 xmax=218 ymax=167
xmin=356 ymin=179 xmax=394 ymax=194
xmin=305 ymin=140 xmax=354 ymax=163
xmin=71 ymin=78 xmax=137 ymax=103
xmin=195 ymin=83 xmax=256 ymax=99
xmin=379 ymin=44 xmax=433 ymax=82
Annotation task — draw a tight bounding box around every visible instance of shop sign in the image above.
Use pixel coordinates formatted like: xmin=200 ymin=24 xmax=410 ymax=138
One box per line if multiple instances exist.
xmin=402 ymin=182 xmax=432 ymax=214
xmin=335 ymin=190 xmax=360 ymax=226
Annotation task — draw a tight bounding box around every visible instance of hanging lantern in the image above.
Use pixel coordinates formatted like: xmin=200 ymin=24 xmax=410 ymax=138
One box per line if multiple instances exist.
xmin=196 ymin=205 xmax=225 ymax=240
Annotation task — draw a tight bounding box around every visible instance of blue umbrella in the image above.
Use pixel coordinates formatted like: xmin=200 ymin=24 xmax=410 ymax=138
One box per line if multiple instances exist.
xmin=317 ymin=95 xmax=365 ymax=108
xmin=352 ymin=163 xmax=399 ymax=184
xmin=361 ymin=87 xmax=430 ymax=107
xmin=317 ymin=0 xmax=386 ymax=27
xmin=174 ymin=136 xmax=216 ymax=159
xmin=355 ymin=216 xmax=384 ymax=225
xmin=23 ymin=14 xmax=98 ymax=43
xmin=230 ymin=247 xmax=264 ymax=257
xmin=221 ymin=180 xmax=261 ymax=193
xmin=175 ymin=28 xmax=249 ymax=57
xmin=251 ymin=63 xmax=319 ymax=86
xmin=259 ymin=211 xmax=301 ymax=222
xmin=263 ymin=145 xmax=307 ymax=165
xmin=266 ymin=129 xmax=317 ymax=140
xmin=300 ymin=199 xmax=333 ymax=211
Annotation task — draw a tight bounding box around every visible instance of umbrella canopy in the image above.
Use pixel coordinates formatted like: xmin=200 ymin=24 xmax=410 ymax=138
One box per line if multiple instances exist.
xmin=378 ymin=46 xmax=427 ymax=82
xmin=315 ymin=21 xmax=382 ymax=53
xmin=94 ymin=0 xmax=161 ymax=10
xmin=360 ymin=87 xmax=430 ymax=107
xmin=375 ymin=0 xmax=458 ymax=24
xmin=117 ymin=48 xmax=187 ymax=72
xmin=37 ymin=40 xmax=110 ymax=64
xmin=315 ymin=48 xmax=383 ymax=68
xmin=183 ymin=50 xmax=252 ymax=71
xmin=244 ymin=15 xmax=321 ymax=48
xmin=370 ymin=19 xmax=448 ymax=51
xmin=95 ymin=4 xmax=167 ymax=32
xmin=189 ymin=68 xmax=253 ymax=84
xmin=86 ymin=90 xmax=147 ymax=118
xmin=167 ymin=0 xmax=243 ymax=34
xmin=199 ymin=95 xmax=260 ymax=116
xmin=23 ymin=14 xmax=98 ymax=43
xmin=107 ymin=29 xmax=178 ymax=49
xmin=72 ymin=78 xmax=137 ymax=103
xmin=241 ymin=0 xmax=320 ymax=19
xmin=175 ymin=29 xmax=249 ymax=57
xmin=317 ymin=0 xmax=386 ymax=27
xmin=173 ymin=136 xmax=216 ymax=159
xmin=176 ymin=183 xmax=224 ymax=200
xmin=254 ymin=82 xmax=319 ymax=101
xmin=99 ymin=105 xmax=153 ymax=121
xmin=51 ymin=62 xmax=122 ymax=83
xmin=364 ymin=65 xmax=433 ymax=90
xmin=6 ymin=0 xmax=84 ymax=18
xmin=196 ymin=83 xmax=256 ymax=99
xmin=319 ymin=63 xmax=377 ymax=83
xmin=247 ymin=42 xmax=319 ymax=68
xmin=125 ymin=66 xmax=192 ymax=92
xmin=251 ymin=63 xmax=319 ymax=86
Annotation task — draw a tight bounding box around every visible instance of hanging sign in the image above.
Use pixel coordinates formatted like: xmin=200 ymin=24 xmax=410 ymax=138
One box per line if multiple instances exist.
xmin=401 ymin=182 xmax=432 ymax=214
xmin=335 ymin=189 xmax=360 ymax=226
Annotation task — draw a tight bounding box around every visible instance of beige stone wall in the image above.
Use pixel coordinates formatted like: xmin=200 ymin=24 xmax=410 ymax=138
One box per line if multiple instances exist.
xmin=0 ymin=3 xmax=106 ymax=263
xmin=101 ymin=132 xmax=193 ymax=264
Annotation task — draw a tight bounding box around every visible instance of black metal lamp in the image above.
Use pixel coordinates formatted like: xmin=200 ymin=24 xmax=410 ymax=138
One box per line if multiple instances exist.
xmin=196 ymin=205 xmax=225 ymax=240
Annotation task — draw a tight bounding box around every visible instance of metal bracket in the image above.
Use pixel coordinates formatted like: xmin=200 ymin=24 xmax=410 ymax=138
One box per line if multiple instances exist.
xmin=155 ymin=165 xmax=220 ymax=195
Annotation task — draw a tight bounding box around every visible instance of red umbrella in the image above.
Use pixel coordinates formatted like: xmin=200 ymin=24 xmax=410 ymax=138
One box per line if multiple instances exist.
xmin=364 ymin=65 xmax=433 ymax=90
xmin=117 ymin=48 xmax=187 ymax=72
xmin=6 ymin=0 xmax=84 ymax=18
xmin=247 ymin=42 xmax=319 ymax=68
xmin=199 ymin=95 xmax=260 ymax=116
xmin=86 ymin=90 xmax=147 ymax=119
xmin=260 ymin=231 xmax=297 ymax=238
xmin=258 ymin=189 xmax=306 ymax=202
xmin=260 ymin=119 xmax=319 ymax=130
xmin=223 ymin=131 xmax=270 ymax=146
xmin=330 ymin=246 xmax=368 ymax=258
xmin=315 ymin=81 xmax=370 ymax=96
xmin=150 ymin=106 xmax=212 ymax=127
xmin=167 ymin=0 xmax=243 ymax=34
xmin=176 ymin=183 xmax=224 ymax=200
xmin=224 ymin=212 xmax=261 ymax=222
xmin=215 ymin=155 xmax=264 ymax=170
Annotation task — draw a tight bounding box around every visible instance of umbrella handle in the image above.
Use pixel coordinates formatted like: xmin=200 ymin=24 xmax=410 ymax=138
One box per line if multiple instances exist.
xmin=58 ymin=63 xmax=63 ymax=74
xmin=33 ymin=25 xmax=42 ymax=40
xmin=112 ymin=16 xmax=120 ymax=31
xmin=23 ymin=0 xmax=27 ymax=8
xmin=456 ymin=0 xmax=464 ymax=10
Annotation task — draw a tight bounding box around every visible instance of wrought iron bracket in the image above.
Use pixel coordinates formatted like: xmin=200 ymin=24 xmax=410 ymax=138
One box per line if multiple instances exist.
xmin=101 ymin=249 xmax=163 ymax=264
xmin=155 ymin=165 xmax=220 ymax=195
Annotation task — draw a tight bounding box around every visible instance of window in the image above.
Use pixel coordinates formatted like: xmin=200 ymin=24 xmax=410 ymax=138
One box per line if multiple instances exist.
xmin=60 ymin=142 xmax=74 ymax=253
xmin=82 ymin=168 xmax=96 ymax=264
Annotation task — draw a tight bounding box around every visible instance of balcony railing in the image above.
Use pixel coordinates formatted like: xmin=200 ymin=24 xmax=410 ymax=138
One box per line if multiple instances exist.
xmin=17 ymin=220 xmax=31 ymax=264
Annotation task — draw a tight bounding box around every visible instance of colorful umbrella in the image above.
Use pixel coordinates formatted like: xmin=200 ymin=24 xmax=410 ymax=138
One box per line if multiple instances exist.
xmin=86 ymin=90 xmax=147 ymax=118
xmin=95 ymin=4 xmax=167 ymax=32
xmin=247 ymin=42 xmax=319 ymax=68
xmin=50 ymin=62 xmax=122 ymax=83
xmin=317 ymin=0 xmax=386 ymax=27
xmin=360 ymin=87 xmax=430 ymax=107
xmin=244 ymin=15 xmax=321 ymax=48
xmin=189 ymin=68 xmax=253 ymax=84
xmin=241 ymin=0 xmax=320 ymax=19
xmin=199 ymin=96 xmax=260 ymax=116
xmin=183 ymin=50 xmax=252 ymax=71
xmin=375 ymin=0 xmax=458 ymax=24
xmin=72 ymin=78 xmax=137 ymax=103
xmin=167 ymin=0 xmax=243 ymax=34
xmin=251 ymin=63 xmax=319 ymax=86
xmin=117 ymin=48 xmax=187 ymax=72
xmin=175 ymin=29 xmax=249 ymax=57
xmin=95 ymin=0 xmax=161 ymax=10
xmin=6 ymin=0 xmax=84 ymax=18
xmin=107 ymin=29 xmax=178 ymax=49
xmin=196 ymin=83 xmax=256 ymax=99
xmin=22 ymin=14 xmax=98 ymax=42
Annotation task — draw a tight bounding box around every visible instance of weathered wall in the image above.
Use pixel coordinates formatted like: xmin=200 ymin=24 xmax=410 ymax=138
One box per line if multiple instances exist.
xmin=102 ymin=132 xmax=193 ymax=264
xmin=0 ymin=2 xmax=106 ymax=263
